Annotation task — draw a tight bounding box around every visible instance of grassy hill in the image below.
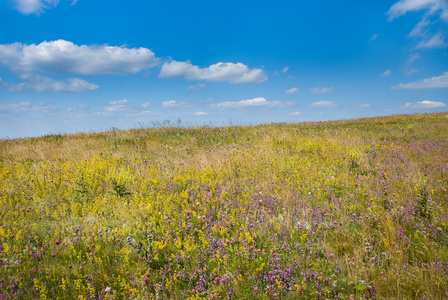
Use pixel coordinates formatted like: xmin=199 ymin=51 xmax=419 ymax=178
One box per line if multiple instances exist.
xmin=1 ymin=113 xmax=447 ymax=299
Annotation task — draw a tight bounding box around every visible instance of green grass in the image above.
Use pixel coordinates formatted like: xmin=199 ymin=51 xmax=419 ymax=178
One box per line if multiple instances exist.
xmin=0 ymin=112 xmax=447 ymax=299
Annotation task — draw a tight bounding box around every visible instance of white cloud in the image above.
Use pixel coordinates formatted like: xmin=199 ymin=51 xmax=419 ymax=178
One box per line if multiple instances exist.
xmin=137 ymin=110 xmax=157 ymax=116
xmin=94 ymin=100 xmax=161 ymax=117
xmin=194 ymin=111 xmax=207 ymax=116
xmin=391 ymin=71 xmax=448 ymax=89
xmin=311 ymin=101 xmax=338 ymax=108
xmin=405 ymin=68 xmax=419 ymax=76
xmin=159 ymin=60 xmax=267 ymax=84
xmin=104 ymin=99 xmax=130 ymax=112
xmin=162 ymin=100 xmax=192 ymax=108
xmin=370 ymin=34 xmax=379 ymax=42
xmin=0 ymin=102 xmax=32 ymax=112
xmin=308 ymin=86 xmax=334 ymax=94
xmin=66 ymin=105 xmax=87 ymax=113
xmin=187 ymin=83 xmax=205 ymax=92
xmin=387 ymin=0 xmax=448 ymax=21
xmin=0 ymin=78 xmax=8 ymax=88
xmin=7 ymin=75 xmax=98 ymax=92
xmin=416 ymin=33 xmax=447 ymax=48
xmin=32 ymin=101 xmax=59 ymax=112
xmin=109 ymin=99 xmax=128 ymax=105
xmin=14 ymin=0 xmax=59 ymax=15
xmin=388 ymin=0 xmax=448 ymax=48
xmin=381 ymin=70 xmax=392 ymax=77
xmin=210 ymin=97 xmax=292 ymax=109
xmin=285 ymin=87 xmax=300 ymax=94
xmin=407 ymin=53 xmax=420 ymax=65
xmin=401 ymin=100 xmax=447 ymax=109
xmin=355 ymin=103 xmax=372 ymax=108
xmin=0 ymin=40 xmax=159 ymax=75
xmin=0 ymin=101 xmax=58 ymax=113
xmin=409 ymin=18 xmax=431 ymax=37
xmin=282 ymin=66 xmax=289 ymax=74
xmin=289 ymin=112 xmax=301 ymax=115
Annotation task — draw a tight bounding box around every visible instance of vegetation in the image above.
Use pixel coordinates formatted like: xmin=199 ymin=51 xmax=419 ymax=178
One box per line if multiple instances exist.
xmin=1 ymin=113 xmax=447 ymax=299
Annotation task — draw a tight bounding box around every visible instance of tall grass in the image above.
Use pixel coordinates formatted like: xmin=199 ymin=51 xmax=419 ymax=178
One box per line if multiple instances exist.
xmin=0 ymin=113 xmax=447 ymax=299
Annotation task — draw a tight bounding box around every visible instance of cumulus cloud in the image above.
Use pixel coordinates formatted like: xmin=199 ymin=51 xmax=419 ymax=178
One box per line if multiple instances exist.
xmin=7 ymin=75 xmax=98 ymax=92
xmin=381 ymin=70 xmax=392 ymax=77
xmin=308 ymin=86 xmax=334 ymax=94
xmin=285 ymin=87 xmax=300 ymax=94
xmin=0 ymin=101 xmax=58 ymax=113
xmin=104 ymin=100 xmax=131 ymax=112
xmin=162 ymin=100 xmax=193 ymax=108
xmin=354 ymin=103 xmax=372 ymax=108
xmin=96 ymin=99 xmax=158 ymax=117
xmin=0 ymin=102 xmax=31 ymax=112
xmin=416 ymin=33 xmax=447 ymax=48
xmin=194 ymin=111 xmax=207 ymax=116
xmin=210 ymin=97 xmax=292 ymax=109
xmin=0 ymin=39 xmax=159 ymax=75
xmin=159 ymin=60 xmax=267 ymax=84
xmin=14 ymin=0 xmax=59 ymax=15
xmin=391 ymin=71 xmax=448 ymax=89
xmin=282 ymin=67 xmax=289 ymax=74
xmin=66 ymin=105 xmax=87 ymax=113
xmin=186 ymin=83 xmax=205 ymax=92
xmin=289 ymin=112 xmax=301 ymax=115
xmin=401 ymin=100 xmax=447 ymax=109
xmin=311 ymin=101 xmax=338 ymax=108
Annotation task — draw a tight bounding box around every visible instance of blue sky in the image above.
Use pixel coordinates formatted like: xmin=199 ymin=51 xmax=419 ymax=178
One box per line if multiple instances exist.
xmin=0 ymin=0 xmax=447 ymax=138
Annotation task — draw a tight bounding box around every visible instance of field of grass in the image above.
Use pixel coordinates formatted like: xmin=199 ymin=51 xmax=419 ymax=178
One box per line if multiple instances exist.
xmin=1 ymin=113 xmax=447 ymax=299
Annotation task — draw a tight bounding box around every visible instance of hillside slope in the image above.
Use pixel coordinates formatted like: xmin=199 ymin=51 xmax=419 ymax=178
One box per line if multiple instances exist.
xmin=1 ymin=113 xmax=447 ymax=299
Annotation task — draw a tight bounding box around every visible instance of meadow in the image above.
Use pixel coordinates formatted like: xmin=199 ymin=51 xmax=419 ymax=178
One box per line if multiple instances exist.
xmin=0 ymin=113 xmax=447 ymax=299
